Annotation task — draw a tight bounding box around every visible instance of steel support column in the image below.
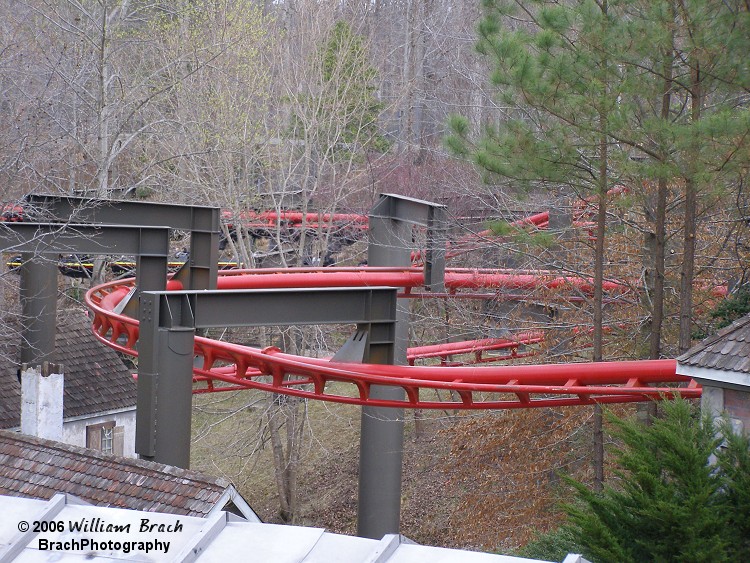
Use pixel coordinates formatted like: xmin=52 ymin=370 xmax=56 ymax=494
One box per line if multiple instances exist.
xmin=0 ymin=223 xmax=169 ymax=293
xmin=19 ymin=256 xmax=57 ymax=366
xmin=25 ymin=195 xmax=220 ymax=291
xmin=138 ymin=287 xmax=397 ymax=467
xmin=358 ymin=193 xmax=446 ymax=539
xmin=0 ymin=222 xmax=170 ymax=381
xmin=142 ymin=326 xmax=195 ymax=468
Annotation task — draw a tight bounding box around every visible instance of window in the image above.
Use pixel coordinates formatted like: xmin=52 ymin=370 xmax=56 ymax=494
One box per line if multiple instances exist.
xmin=101 ymin=425 xmax=114 ymax=454
xmin=86 ymin=421 xmax=124 ymax=456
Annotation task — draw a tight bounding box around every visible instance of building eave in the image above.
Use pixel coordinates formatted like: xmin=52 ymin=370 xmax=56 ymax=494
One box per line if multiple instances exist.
xmin=676 ymin=363 xmax=750 ymax=390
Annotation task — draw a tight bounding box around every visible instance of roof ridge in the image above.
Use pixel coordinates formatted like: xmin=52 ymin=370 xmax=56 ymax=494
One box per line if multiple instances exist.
xmin=0 ymin=429 xmax=230 ymax=488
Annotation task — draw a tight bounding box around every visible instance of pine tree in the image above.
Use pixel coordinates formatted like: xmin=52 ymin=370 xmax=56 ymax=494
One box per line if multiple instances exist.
xmin=716 ymin=420 xmax=750 ymax=560
xmin=446 ymin=0 xmax=634 ymax=490
xmin=447 ymin=1 xmax=750 ymax=354
xmin=446 ymin=0 xmax=750 ymax=488
xmin=319 ymin=21 xmax=386 ymax=154
xmin=561 ymin=399 xmax=750 ymax=563
xmin=288 ymin=20 xmax=386 ymax=159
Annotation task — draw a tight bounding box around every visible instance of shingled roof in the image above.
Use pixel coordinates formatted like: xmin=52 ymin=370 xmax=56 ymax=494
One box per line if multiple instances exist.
xmin=677 ymin=314 xmax=750 ymax=374
xmin=0 ymin=309 xmax=136 ymax=429
xmin=0 ymin=429 xmax=259 ymax=520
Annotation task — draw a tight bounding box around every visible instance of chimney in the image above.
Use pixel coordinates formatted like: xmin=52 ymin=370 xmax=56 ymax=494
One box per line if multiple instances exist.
xmin=21 ymin=362 xmax=64 ymax=441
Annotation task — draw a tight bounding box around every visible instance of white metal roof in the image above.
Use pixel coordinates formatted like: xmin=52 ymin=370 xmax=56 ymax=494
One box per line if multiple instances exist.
xmin=0 ymin=493 xmax=577 ymax=562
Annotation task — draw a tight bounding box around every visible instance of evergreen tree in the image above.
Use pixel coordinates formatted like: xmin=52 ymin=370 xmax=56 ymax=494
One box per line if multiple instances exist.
xmin=557 ymin=400 xmax=750 ymax=563
xmin=446 ymin=0 xmax=750 ymax=355
xmin=566 ymin=400 xmax=722 ymax=562
xmin=716 ymin=420 xmax=750 ymax=560
xmin=446 ymin=0 xmax=636 ymax=489
xmin=319 ymin=21 xmax=387 ymax=153
xmin=288 ymin=20 xmax=386 ymax=159
xmin=710 ymin=287 xmax=750 ymax=330
xmin=447 ymin=2 xmax=750 ymax=492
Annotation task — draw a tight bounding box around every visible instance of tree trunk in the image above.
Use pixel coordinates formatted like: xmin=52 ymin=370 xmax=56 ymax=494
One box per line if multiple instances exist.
xmin=651 ymin=3 xmax=674 ymax=360
xmin=413 ymin=0 xmax=427 ymax=163
xmin=96 ymin=1 xmax=110 ymax=198
xmin=267 ymin=400 xmax=292 ymax=522
xmin=266 ymin=328 xmax=308 ymax=524
xmin=267 ymin=395 xmax=307 ymax=524
xmin=679 ymin=61 xmax=701 ymax=354
xmin=641 ymin=18 xmax=674 ymax=423
xmin=592 ymin=38 xmax=609 ymax=487
xmin=592 ymin=173 xmax=607 ymax=491
xmin=398 ymin=0 xmax=414 ymax=153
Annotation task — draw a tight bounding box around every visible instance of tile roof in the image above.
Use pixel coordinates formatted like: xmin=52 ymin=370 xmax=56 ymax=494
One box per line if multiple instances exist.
xmin=0 ymin=429 xmax=245 ymax=518
xmin=0 ymin=309 xmax=136 ymax=429
xmin=677 ymin=314 xmax=750 ymax=374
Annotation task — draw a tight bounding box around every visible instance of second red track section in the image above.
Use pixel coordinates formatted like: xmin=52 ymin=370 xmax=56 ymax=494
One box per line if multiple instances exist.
xmin=86 ymin=267 xmax=700 ymax=410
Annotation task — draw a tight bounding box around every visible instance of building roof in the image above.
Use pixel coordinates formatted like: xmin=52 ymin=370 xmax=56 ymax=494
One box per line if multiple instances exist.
xmin=677 ymin=314 xmax=750 ymax=374
xmin=0 ymin=493 xmax=581 ymax=563
xmin=0 ymin=309 xmax=136 ymax=429
xmin=0 ymin=429 xmax=259 ymax=521
xmin=676 ymin=314 xmax=750 ymax=389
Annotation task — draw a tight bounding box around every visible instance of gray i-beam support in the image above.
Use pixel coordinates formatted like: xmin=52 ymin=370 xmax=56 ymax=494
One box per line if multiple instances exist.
xmin=358 ymin=193 xmax=447 ymax=539
xmin=0 ymin=222 xmax=170 ymax=370
xmin=19 ymin=256 xmax=57 ymax=366
xmin=25 ymin=194 xmax=220 ymax=291
xmin=0 ymin=223 xmax=170 ymax=293
xmin=138 ymin=287 xmax=397 ymax=468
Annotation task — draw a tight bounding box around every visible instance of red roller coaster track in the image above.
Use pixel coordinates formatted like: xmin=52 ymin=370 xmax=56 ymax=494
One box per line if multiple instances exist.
xmin=86 ymin=267 xmax=700 ymax=410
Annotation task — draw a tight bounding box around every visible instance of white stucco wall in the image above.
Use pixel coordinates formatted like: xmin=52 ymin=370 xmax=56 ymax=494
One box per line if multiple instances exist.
xmin=62 ymin=408 xmax=137 ymax=458
xmin=20 ymin=367 xmax=64 ymax=442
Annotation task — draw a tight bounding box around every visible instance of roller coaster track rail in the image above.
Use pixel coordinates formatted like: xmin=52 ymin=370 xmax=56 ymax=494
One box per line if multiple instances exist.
xmin=86 ymin=267 xmax=701 ymax=410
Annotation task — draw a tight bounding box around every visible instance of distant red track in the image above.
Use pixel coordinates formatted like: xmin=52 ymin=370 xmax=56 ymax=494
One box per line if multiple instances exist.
xmin=86 ymin=267 xmax=700 ymax=409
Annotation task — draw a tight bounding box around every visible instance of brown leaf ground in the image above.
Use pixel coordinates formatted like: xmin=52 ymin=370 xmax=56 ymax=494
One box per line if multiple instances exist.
xmin=192 ymin=389 xmax=638 ymax=554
